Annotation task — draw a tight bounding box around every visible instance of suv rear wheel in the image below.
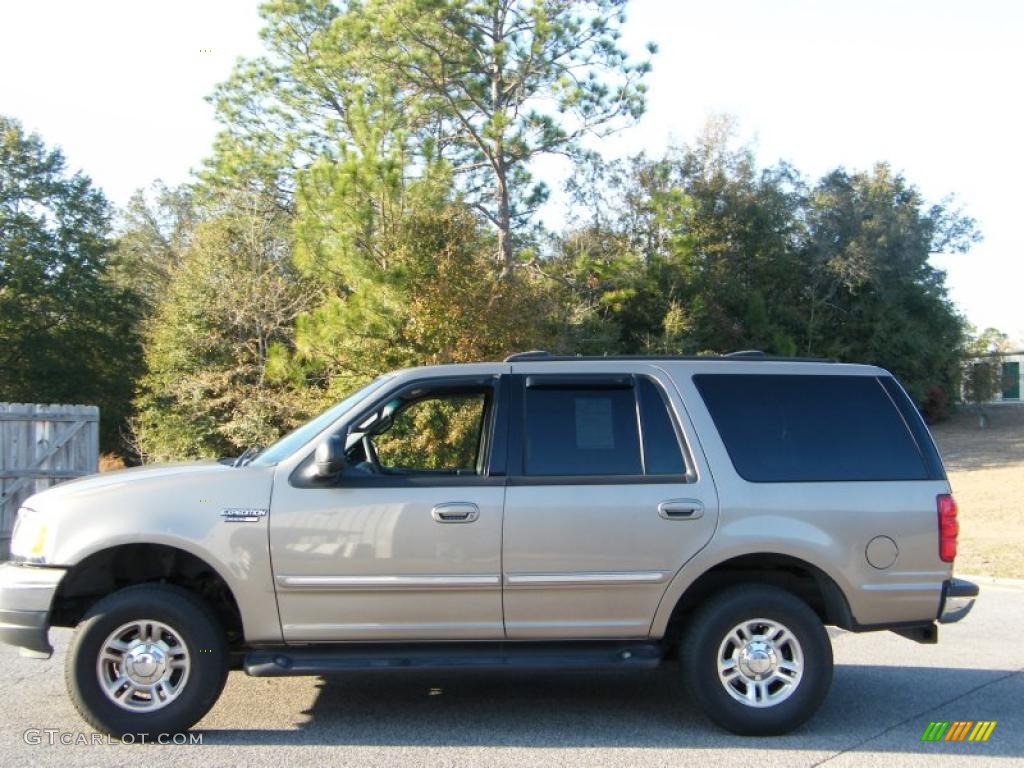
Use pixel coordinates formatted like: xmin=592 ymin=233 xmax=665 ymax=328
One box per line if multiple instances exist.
xmin=680 ymin=585 xmax=833 ymax=735
xmin=65 ymin=584 xmax=228 ymax=738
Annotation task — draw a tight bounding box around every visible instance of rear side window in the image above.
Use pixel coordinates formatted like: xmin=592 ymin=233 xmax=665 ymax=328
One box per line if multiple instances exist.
xmin=520 ymin=376 xmax=688 ymax=478
xmin=524 ymin=386 xmax=642 ymax=476
xmin=693 ymin=374 xmax=930 ymax=482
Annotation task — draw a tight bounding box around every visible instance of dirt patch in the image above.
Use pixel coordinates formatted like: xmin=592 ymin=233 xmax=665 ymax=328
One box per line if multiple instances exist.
xmin=930 ymin=405 xmax=1024 ymax=578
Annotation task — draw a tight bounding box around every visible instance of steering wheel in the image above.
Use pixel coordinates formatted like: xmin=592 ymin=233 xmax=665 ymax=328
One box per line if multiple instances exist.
xmin=361 ymin=434 xmax=382 ymax=473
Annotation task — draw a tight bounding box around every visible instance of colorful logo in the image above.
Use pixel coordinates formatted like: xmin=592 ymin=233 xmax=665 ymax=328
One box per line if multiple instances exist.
xmin=921 ymin=721 xmax=997 ymax=742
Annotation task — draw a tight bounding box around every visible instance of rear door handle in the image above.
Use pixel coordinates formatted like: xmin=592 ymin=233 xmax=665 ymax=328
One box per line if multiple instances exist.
xmin=431 ymin=502 xmax=480 ymax=523
xmin=658 ymin=499 xmax=704 ymax=520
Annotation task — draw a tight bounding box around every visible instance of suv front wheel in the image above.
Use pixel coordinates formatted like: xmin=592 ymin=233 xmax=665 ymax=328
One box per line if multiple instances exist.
xmin=681 ymin=585 xmax=833 ymax=735
xmin=65 ymin=584 xmax=228 ymax=738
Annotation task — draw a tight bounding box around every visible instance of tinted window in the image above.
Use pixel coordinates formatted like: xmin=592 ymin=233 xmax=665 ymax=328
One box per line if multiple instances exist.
xmin=638 ymin=377 xmax=686 ymax=475
xmin=694 ymin=374 xmax=928 ymax=482
xmin=878 ymin=376 xmax=946 ymax=480
xmin=524 ymin=387 xmax=642 ymax=476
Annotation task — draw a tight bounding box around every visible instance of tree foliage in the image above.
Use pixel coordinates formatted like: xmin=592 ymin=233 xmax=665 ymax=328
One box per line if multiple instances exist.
xmin=549 ymin=119 xmax=978 ymax=403
xmin=343 ymin=0 xmax=652 ymax=270
xmin=0 ymin=116 xmax=143 ymax=450
xmin=131 ymin=190 xmax=319 ymax=461
xmin=210 ymin=0 xmax=651 ymax=272
xmin=110 ymin=182 xmax=196 ymax=312
xmin=285 ymin=152 xmax=554 ymax=397
xmin=205 ymin=0 xmax=564 ymax=417
xmin=960 ymin=326 xmax=1013 ymax=427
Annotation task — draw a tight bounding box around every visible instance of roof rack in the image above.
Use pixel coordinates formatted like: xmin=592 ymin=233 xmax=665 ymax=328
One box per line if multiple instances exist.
xmin=503 ymin=350 xmax=835 ymax=363
xmin=504 ymin=350 xmax=557 ymax=362
xmin=723 ymin=350 xmax=766 ymax=358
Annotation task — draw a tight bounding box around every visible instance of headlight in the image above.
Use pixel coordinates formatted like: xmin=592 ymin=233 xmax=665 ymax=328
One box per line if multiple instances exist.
xmin=9 ymin=508 xmax=54 ymax=563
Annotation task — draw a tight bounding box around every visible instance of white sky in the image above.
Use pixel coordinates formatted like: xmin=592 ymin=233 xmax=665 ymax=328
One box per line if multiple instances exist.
xmin=1 ymin=0 xmax=1021 ymax=341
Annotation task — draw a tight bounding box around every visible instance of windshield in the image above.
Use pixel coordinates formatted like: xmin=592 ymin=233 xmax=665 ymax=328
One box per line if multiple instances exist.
xmin=249 ymin=375 xmax=395 ymax=466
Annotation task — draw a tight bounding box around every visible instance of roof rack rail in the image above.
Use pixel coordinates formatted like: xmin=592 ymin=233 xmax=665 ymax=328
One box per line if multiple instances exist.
xmin=504 ymin=350 xmax=554 ymax=362
xmin=723 ymin=349 xmax=766 ymax=358
xmin=502 ymin=350 xmax=835 ymax=364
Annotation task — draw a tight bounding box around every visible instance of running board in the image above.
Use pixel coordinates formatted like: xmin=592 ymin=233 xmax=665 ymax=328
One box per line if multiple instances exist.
xmin=243 ymin=641 xmax=662 ymax=677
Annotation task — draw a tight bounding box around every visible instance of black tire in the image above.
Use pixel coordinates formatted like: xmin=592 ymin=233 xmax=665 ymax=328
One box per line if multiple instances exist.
xmin=65 ymin=584 xmax=228 ymax=738
xmin=680 ymin=585 xmax=832 ymax=736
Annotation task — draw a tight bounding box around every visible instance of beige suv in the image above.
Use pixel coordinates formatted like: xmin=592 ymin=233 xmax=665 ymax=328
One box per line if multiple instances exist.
xmin=0 ymin=352 xmax=978 ymax=737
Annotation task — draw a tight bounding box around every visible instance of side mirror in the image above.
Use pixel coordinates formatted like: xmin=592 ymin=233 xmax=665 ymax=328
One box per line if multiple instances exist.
xmin=314 ymin=435 xmax=346 ymax=479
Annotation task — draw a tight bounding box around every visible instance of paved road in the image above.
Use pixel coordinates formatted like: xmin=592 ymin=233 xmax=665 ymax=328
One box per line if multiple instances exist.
xmin=2 ymin=582 xmax=1022 ymax=767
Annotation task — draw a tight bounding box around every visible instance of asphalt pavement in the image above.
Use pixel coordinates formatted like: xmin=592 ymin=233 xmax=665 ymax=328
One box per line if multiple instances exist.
xmin=2 ymin=580 xmax=1021 ymax=767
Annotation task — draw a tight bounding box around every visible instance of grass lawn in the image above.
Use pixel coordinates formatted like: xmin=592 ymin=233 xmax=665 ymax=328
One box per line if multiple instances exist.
xmin=930 ymin=404 xmax=1024 ymax=579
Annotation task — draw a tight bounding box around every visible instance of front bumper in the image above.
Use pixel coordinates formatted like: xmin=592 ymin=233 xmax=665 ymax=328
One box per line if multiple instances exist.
xmin=938 ymin=577 xmax=979 ymax=624
xmin=0 ymin=562 xmax=66 ymax=658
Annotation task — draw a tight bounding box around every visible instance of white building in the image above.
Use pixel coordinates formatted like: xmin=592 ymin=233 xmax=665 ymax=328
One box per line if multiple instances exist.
xmin=994 ymin=352 xmax=1022 ymax=402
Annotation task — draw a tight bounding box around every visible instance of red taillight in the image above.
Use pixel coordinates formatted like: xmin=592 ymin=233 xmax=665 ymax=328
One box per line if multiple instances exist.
xmin=938 ymin=493 xmax=959 ymax=563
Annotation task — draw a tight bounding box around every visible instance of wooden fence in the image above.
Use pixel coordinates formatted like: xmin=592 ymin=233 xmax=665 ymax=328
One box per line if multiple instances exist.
xmin=0 ymin=404 xmax=99 ymax=559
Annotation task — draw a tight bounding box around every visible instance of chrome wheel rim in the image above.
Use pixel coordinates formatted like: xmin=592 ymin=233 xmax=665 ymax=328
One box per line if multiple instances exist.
xmin=717 ymin=617 xmax=803 ymax=708
xmin=96 ymin=620 xmax=190 ymax=712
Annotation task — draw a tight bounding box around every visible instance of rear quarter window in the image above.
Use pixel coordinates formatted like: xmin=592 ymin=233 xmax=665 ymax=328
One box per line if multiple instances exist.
xmin=693 ymin=374 xmax=931 ymax=482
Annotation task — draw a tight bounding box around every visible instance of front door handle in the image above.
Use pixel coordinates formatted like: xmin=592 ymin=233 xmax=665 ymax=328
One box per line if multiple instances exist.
xmin=431 ymin=502 xmax=480 ymax=523
xmin=658 ymin=499 xmax=704 ymax=520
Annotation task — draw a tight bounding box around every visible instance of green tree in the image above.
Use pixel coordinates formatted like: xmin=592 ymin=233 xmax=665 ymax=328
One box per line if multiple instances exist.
xmin=556 ymin=119 xmax=806 ymax=356
xmin=131 ymin=190 xmax=319 ymax=461
xmin=345 ymin=0 xmax=653 ymax=271
xmin=555 ymin=121 xmax=978 ymax=408
xmin=803 ymin=164 xmax=978 ymax=404
xmin=961 ymin=326 xmax=1011 ymax=427
xmin=0 ymin=116 xmax=143 ymax=451
xmin=207 ymin=1 xmax=563 ymax=403
xmin=205 ymin=0 xmax=372 ymax=205
xmin=535 ymin=222 xmax=646 ymax=353
xmin=110 ymin=181 xmax=196 ymax=312
xmin=962 ymin=360 xmax=999 ymax=427
xmin=287 ymin=152 xmax=554 ymax=396
xmin=210 ymin=0 xmax=652 ymax=274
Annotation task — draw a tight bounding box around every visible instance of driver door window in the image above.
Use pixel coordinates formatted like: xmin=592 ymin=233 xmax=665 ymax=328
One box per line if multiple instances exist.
xmin=358 ymin=392 xmax=488 ymax=475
